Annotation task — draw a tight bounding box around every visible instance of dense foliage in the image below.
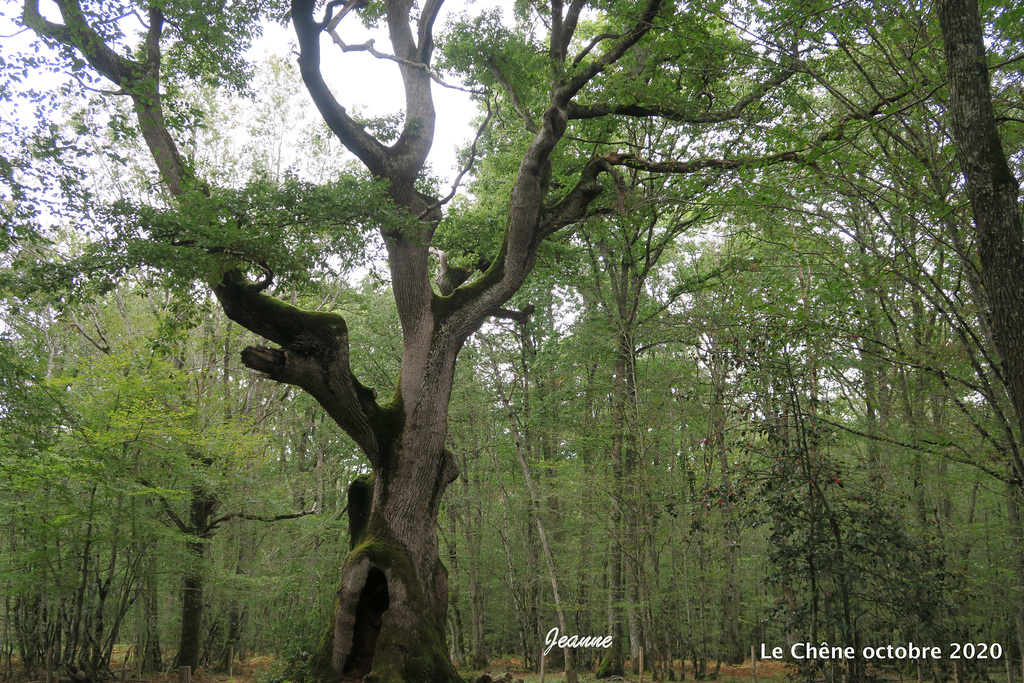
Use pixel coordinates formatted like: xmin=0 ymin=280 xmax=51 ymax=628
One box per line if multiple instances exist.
xmin=3 ymin=0 xmax=1024 ymax=681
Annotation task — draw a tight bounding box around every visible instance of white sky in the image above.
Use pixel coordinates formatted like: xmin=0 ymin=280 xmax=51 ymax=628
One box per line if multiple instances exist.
xmin=252 ymin=13 xmax=487 ymax=181
xmin=0 ymin=1 xmax=506 ymax=182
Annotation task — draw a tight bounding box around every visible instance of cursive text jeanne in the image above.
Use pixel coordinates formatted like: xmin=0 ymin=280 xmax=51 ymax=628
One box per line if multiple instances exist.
xmin=544 ymin=627 xmax=613 ymax=656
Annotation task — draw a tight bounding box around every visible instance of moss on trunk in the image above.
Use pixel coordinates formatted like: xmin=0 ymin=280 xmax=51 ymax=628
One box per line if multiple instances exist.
xmin=597 ymin=650 xmax=625 ymax=679
xmin=308 ymin=475 xmax=462 ymax=683
xmin=347 ymin=474 xmax=374 ymax=550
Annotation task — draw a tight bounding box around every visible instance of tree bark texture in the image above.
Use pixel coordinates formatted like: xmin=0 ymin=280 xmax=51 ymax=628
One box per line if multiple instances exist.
xmin=936 ymin=0 xmax=1024 ymax=467
xmin=937 ymin=0 xmax=1024 ymax=663
xmin=20 ymin=0 xmax=672 ymax=678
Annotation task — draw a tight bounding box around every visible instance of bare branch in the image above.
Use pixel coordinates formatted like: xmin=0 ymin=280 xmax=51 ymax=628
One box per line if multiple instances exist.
xmin=209 ymin=505 xmax=320 ymax=531
xmin=417 ymin=0 xmax=445 ymax=61
xmin=604 ymin=149 xmax=805 ymax=175
xmin=538 ymin=156 xmax=613 ymax=238
xmin=138 ymin=479 xmax=189 ymax=533
xmin=418 ymin=99 xmax=495 ymax=219
xmin=429 ymin=246 xmax=449 ymax=292
xmin=571 ymin=32 xmax=620 ymax=68
xmin=490 ymin=304 xmax=536 ymax=322
xmin=327 ymin=35 xmax=481 ymax=94
xmin=487 ymin=59 xmax=538 ymax=132
xmin=320 ymin=0 xmax=350 ymax=28
xmin=69 ymin=316 xmax=111 ymax=355
xmin=292 ymin=0 xmax=390 ymax=175
xmin=560 ymin=0 xmax=589 ymax=58
xmin=590 ymin=88 xmax=912 ymax=182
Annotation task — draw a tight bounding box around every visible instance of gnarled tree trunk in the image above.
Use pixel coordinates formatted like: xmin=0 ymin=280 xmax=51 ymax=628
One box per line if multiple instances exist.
xmin=327 ymin=465 xmax=460 ymax=683
xmin=20 ymin=0 xmax=725 ymax=679
xmin=212 ymin=273 xmax=468 ymax=682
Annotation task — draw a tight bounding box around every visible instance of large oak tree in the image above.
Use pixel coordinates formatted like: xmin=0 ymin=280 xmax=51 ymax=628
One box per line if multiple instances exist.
xmin=14 ymin=0 xmax=811 ymax=679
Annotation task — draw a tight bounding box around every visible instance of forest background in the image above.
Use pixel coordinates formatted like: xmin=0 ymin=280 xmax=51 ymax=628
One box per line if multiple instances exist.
xmin=2 ymin=0 xmax=1024 ymax=681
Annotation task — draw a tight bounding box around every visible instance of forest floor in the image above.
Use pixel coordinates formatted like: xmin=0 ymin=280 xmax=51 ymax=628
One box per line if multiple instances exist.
xmin=456 ymin=659 xmax=791 ymax=683
xmin=2 ymin=655 xmax=793 ymax=683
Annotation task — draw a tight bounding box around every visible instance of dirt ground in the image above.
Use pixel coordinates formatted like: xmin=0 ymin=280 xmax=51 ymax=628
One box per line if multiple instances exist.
xmin=2 ymin=655 xmax=792 ymax=683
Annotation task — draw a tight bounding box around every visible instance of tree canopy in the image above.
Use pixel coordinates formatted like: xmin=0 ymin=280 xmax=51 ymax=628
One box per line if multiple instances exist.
xmin=4 ymin=0 xmax=1024 ymax=682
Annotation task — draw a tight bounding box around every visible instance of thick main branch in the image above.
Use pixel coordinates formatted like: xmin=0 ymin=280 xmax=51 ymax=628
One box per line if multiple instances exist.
xmin=213 ymin=271 xmax=384 ymax=459
xmin=22 ymin=0 xmax=193 ymax=195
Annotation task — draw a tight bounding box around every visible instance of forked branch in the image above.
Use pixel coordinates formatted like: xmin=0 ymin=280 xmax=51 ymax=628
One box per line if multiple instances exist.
xmin=213 ymin=271 xmax=384 ymax=459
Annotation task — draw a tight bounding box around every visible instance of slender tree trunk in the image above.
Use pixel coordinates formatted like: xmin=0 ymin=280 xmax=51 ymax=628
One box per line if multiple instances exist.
xmin=142 ymin=558 xmax=162 ymax=672
xmin=445 ymin=503 xmax=465 ymax=667
xmin=467 ymin=467 xmax=487 ymax=671
xmin=711 ymin=367 xmax=743 ymax=666
xmin=601 ymin=531 xmax=626 ymax=677
xmin=175 ymin=486 xmax=216 ymax=671
xmin=1005 ymin=482 xmax=1024 ymax=664
xmin=599 ymin=348 xmax=630 ymax=678
xmin=489 ymin=323 xmax=577 ymax=682
xmin=486 ymin=441 xmax=537 ymax=670
xmin=176 ymin=544 xmax=206 ymax=671
xmin=514 ymin=437 xmax=578 ymax=683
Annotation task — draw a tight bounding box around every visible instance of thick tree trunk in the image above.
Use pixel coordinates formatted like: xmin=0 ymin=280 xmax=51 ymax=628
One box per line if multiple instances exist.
xmin=175 ymin=485 xmax=216 ymax=671
xmin=214 ymin=274 xmax=466 ymax=683
xmin=309 ymin=438 xmax=461 ymax=683
xmin=174 ymin=481 xmax=219 ymax=671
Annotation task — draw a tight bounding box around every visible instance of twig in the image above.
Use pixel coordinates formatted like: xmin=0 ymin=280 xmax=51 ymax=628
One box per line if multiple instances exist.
xmin=418 ymin=98 xmax=495 ymax=219
xmin=326 ymin=29 xmax=484 ymax=95
xmin=208 ymin=505 xmax=320 ymax=531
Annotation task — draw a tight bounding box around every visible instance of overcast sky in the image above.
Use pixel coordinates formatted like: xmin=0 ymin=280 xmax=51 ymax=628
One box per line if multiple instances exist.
xmin=0 ymin=1 xmax=505 ymax=182
xmin=253 ymin=16 xmax=486 ymax=181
